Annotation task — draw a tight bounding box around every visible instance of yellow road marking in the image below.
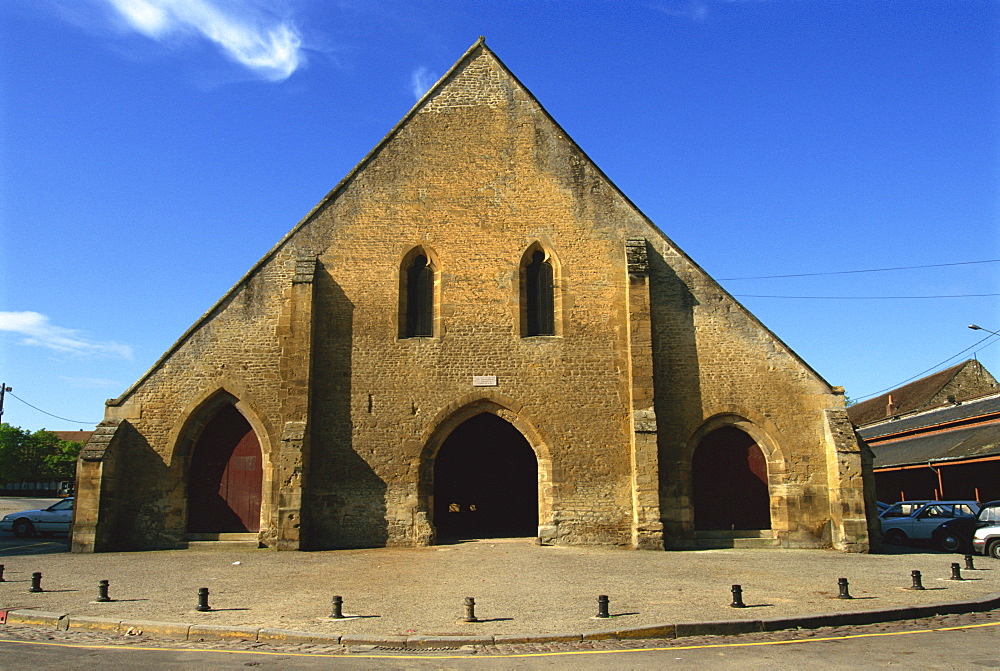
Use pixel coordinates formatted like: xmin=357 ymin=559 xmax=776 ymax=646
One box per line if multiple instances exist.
xmin=0 ymin=620 xmax=996 ymax=660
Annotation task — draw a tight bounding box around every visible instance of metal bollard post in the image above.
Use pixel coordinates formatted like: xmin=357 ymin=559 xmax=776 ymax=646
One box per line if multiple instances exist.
xmin=0 ymin=564 xmax=5 ymax=582
xmin=29 ymin=572 xmax=43 ymax=593
xmin=965 ymin=555 xmax=975 ymax=571
xmin=96 ymin=580 xmax=111 ymax=602
xmin=910 ymin=570 xmax=925 ymax=590
xmin=837 ymin=578 xmax=852 ymax=599
xmin=330 ymin=595 xmax=344 ymax=619
xmin=463 ymin=597 xmax=478 ymax=623
xmin=596 ymin=594 xmax=610 ymax=618
xmin=196 ymin=587 xmax=211 ymax=612
xmin=950 ymin=563 xmax=964 ymax=581
xmin=731 ymin=584 xmax=746 ymax=608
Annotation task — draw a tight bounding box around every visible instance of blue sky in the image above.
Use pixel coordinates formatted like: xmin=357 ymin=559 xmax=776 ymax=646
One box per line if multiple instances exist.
xmin=1 ymin=0 xmax=997 ymax=432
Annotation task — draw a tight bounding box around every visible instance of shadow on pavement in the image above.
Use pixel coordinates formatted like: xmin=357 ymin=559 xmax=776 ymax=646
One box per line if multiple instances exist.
xmin=0 ymin=534 xmax=70 ymax=557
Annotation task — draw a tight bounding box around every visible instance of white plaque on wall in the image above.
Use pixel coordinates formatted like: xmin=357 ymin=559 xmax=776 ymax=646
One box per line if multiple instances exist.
xmin=472 ymin=375 xmax=498 ymax=387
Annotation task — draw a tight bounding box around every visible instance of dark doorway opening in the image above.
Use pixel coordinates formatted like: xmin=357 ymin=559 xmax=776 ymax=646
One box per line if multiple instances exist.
xmin=433 ymin=413 xmax=538 ymax=540
xmin=188 ymin=404 xmax=263 ymax=533
xmin=693 ymin=426 xmax=770 ymax=531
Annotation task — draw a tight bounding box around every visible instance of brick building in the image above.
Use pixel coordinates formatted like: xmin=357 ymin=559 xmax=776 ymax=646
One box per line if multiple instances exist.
xmin=72 ymin=39 xmax=876 ymax=553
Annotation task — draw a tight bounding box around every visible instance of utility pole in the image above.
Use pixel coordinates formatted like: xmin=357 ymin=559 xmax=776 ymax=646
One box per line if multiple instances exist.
xmin=0 ymin=383 xmax=10 ymax=422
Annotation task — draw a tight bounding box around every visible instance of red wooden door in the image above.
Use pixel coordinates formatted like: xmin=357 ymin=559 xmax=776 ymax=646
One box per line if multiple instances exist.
xmin=188 ymin=405 xmax=262 ymax=533
xmin=219 ymin=428 xmax=263 ymax=532
xmin=693 ymin=426 xmax=771 ymax=531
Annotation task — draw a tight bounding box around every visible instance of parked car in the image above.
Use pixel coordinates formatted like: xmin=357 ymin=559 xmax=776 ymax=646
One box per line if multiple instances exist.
xmin=972 ymin=522 xmax=1000 ymax=559
xmin=0 ymin=498 xmax=74 ymax=537
xmin=934 ymin=500 xmax=1000 ymax=553
xmin=879 ymin=500 xmax=980 ymax=547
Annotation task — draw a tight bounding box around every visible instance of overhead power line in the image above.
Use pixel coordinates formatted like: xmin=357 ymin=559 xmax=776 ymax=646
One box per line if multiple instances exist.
xmin=719 ymin=259 xmax=1000 ymax=281
xmin=853 ymin=333 xmax=1000 ymax=402
xmin=6 ymin=391 xmax=99 ymax=425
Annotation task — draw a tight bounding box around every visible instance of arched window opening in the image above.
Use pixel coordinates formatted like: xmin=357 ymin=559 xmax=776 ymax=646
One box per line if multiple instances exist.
xmin=524 ymin=249 xmax=555 ymax=336
xmin=403 ymin=252 xmax=434 ymax=338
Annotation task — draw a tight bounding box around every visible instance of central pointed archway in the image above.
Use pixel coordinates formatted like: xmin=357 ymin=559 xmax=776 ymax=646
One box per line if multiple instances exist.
xmin=433 ymin=412 xmax=538 ymax=540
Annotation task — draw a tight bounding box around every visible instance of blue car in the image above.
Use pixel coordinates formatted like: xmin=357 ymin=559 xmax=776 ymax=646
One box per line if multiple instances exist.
xmin=880 ymin=500 xmax=980 ymax=548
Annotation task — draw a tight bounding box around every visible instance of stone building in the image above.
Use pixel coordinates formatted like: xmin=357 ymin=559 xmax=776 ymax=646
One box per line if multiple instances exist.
xmin=72 ymin=39 xmax=876 ymax=554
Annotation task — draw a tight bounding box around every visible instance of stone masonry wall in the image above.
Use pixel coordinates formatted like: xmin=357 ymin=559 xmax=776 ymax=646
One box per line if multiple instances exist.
xmin=82 ymin=42 xmax=871 ymax=552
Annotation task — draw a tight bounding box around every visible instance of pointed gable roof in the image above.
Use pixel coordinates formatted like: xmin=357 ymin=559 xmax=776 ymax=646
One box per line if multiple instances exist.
xmin=109 ymin=37 xmax=837 ymax=407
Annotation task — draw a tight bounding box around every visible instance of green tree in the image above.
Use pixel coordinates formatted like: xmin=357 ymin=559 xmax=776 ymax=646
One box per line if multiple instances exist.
xmin=0 ymin=424 xmax=83 ymax=482
xmin=42 ymin=433 xmax=83 ymax=480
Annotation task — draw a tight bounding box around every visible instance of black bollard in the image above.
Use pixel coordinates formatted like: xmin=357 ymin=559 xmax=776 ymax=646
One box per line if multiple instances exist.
xmin=965 ymin=555 xmax=975 ymax=571
xmin=910 ymin=570 xmax=925 ymax=590
xmin=330 ymin=595 xmax=344 ymax=619
xmin=596 ymin=594 xmax=610 ymax=618
xmin=731 ymin=584 xmax=746 ymax=608
xmin=463 ymin=597 xmax=478 ymax=623
xmin=0 ymin=564 xmax=5 ymax=582
xmin=96 ymin=580 xmax=111 ymax=602
xmin=29 ymin=572 xmax=42 ymax=593
xmin=837 ymin=577 xmax=852 ymax=599
xmin=950 ymin=563 xmax=964 ymax=581
xmin=196 ymin=587 xmax=211 ymax=612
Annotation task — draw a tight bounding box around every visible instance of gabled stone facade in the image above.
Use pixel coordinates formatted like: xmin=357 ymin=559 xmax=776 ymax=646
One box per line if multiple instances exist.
xmin=72 ymin=39 xmax=876 ymax=554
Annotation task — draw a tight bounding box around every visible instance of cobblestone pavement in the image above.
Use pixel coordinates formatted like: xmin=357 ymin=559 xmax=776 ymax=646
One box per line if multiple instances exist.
xmin=1 ymin=539 xmax=998 ymax=637
xmin=0 ymin=610 xmax=997 ymax=658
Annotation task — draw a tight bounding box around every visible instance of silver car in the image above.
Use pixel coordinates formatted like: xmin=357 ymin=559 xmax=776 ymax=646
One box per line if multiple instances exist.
xmin=880 ymin=500 xmax=980 ymax=546
xmin=0 ymin=498 xmax=74 ymax=537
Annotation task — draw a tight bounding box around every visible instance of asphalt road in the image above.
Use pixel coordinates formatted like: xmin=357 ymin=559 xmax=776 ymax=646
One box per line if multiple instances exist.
xmin=0 ymin=613 xmax=997 ymax=669
xmin=0 ymin=498 xmax=68 ymax=557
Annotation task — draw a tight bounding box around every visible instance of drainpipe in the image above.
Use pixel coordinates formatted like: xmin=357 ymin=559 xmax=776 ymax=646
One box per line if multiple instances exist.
xmin=927 ymin=460 xmax=945 ymax=500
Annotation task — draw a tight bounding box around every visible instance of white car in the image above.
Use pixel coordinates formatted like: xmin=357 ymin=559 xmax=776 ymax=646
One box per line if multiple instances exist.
xmin=972 ymin=522 xmax=1000 ymax=559
xmin=0 ymin=498 xmax=74 ymax=537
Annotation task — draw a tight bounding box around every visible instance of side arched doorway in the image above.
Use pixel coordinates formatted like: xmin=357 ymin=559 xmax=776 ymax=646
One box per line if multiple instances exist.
xmin=188 ymin=404 xmax=263 ymax=533
xmin=692 ymin=426 xmax=770 ymax=531
xmin=433 ymin=413 xmax=538 ymax=540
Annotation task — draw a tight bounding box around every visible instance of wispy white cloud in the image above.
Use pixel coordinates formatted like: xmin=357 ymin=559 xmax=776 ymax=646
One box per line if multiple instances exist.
xmin=651 ymin=0 xmax=771 ymax=22
xmin=651 ymin=0 xmax=710 ymax=22
xmin=0 ymin=312 xmax=133 ymax=359
xmin=411 ymin=66 xmax=436 ymax=100
xmin=102 ymin=0 xmax=303 ymax=81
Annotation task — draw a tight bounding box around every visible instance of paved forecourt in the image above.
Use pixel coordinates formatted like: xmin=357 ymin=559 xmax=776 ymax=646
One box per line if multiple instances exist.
xmin=1 ymin=536 xmax=998 ymax=646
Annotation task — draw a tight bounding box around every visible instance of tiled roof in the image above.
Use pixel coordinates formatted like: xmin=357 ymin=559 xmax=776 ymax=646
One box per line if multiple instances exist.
xmin=860 ymin=393 xmax=1000 ymax=469
xmin=859 ymin=393 xmax=1000 ymax=440
xmin=868 ymin=423 xmax=1000 ymax=469
xmin=52 ymin=430 xmax=93 ymax=444
xmin=847 ymin=360 xmax=983 ymax=426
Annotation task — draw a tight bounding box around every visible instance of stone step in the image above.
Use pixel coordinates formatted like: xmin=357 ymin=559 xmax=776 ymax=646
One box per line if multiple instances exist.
xmin=187 ymin=532 xmax=261 ymax=549
xmin=696 ymin=529 xmax=776 ymax=539
xmin=693 ymin=537 xmax=782 ymax=550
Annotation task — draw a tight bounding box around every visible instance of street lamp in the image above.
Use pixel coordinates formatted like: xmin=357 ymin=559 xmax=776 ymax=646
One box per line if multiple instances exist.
xmin=969 ymin=324 xmax=1000 ymax=337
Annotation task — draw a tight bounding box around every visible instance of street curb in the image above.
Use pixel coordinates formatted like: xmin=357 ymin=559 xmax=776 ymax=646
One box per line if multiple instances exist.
xmin=3 ymin=592 xmax=999 ymax=648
